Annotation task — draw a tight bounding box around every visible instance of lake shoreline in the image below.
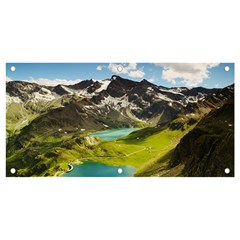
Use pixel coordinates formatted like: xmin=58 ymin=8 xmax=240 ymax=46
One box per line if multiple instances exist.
xmin=56 ymin=128 xmax=141 ymax=177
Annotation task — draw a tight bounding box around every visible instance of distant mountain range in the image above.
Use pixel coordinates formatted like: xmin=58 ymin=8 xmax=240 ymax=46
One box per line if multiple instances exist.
xmin=6 ymin=75 xmax=234 ymax=133
xmin=6 ymin=75 xmax=234 ymax=177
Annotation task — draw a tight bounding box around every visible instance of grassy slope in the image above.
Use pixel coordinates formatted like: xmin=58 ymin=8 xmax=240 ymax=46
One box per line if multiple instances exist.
xmin=6 ymin=98 xmax=63 ymax=137
xmin=6 ymin=102 xmax=39 ymax=137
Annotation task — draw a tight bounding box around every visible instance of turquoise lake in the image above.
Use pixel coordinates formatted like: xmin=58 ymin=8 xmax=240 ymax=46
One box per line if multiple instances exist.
xmin=63 ymin=128 xmax=139 ymax=177
xmin=89 ymin=128 xmax=140 ymax=141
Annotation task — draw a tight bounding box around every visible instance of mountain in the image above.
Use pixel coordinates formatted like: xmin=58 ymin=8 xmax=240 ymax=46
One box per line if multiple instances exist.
xmin=6 ymin=77 xmax=233 ymax=138
xmin=170 ymin=101 xmax=234 ymax=177
xmin=6 ymin=76 xmax=234 ymax=177
xmin=136 ymin=100 xmax=234 ymax=177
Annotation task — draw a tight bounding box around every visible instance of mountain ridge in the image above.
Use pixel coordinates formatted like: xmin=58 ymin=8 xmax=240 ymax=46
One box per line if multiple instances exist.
xmin=6 ymin=76 xmax=234 ymax=135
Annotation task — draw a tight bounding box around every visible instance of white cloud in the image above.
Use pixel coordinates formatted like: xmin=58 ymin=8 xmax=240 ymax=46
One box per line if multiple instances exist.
xmin=128 ymin=69 xmax=145 ymax=78
xmin=6 ymin=77 xmax=13 ymax=82
xmin=6 ymin=77 xmax=82 ymax=86
xmin=155 ymin=63 xmax=220 ymax=87
xmin=96 ymin=65 xmax=104 ymax=71
xmin=108 ymin=63 xmax=145 ymax=78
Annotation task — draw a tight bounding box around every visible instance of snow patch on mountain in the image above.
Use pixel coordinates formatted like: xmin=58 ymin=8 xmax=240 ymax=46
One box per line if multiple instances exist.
xmin=98 ymin=95 xmax=140 ymax=111
xmin=31 ymin=92 xmax=57 ymax=102
xmin=147 ymin=87 xmax=154 ymax=92
xmin=159 ymin=88 xmax=185 ymax=96
xmin=61 ymin=86 xmax=74 ymax=95
xmin=141 ymin=99 xmax=151 ymax=106
xmin=6 ymin=94 xmax=22 ymax=106
xmin=155 ymin=93 xmax=174 ymax=102
xmin=187 ymin=96 xmax=198 ymax=103
xmin=41 ymin=87 xmax=52 ymax=94
xmin=95 ymin=80 xmax=111 ymax=93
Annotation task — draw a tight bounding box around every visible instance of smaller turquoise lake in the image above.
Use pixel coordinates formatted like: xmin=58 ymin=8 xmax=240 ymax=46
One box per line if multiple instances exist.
xmin=63 ymin=161 xmax=136 ymax=177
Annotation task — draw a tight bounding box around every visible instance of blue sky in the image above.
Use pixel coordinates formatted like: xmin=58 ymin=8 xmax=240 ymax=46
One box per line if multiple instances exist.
xmin=6 ymin=63 xmax=234 ymax=88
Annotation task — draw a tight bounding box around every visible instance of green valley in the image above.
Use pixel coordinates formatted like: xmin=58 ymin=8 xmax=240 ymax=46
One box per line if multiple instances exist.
xmin=6 ymin=117 xmax=197 ymax=177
